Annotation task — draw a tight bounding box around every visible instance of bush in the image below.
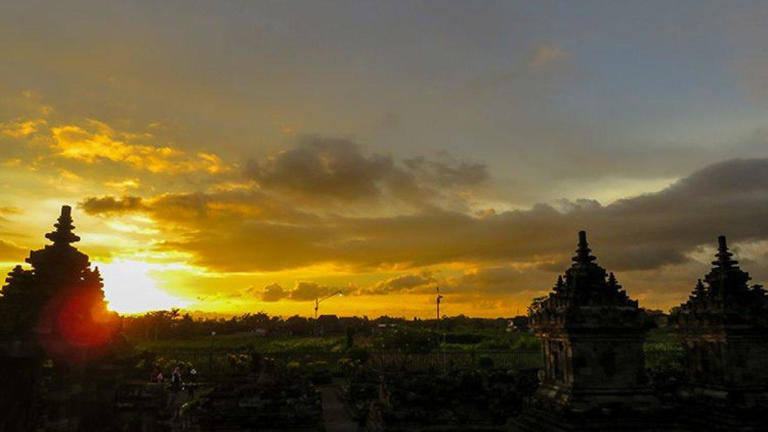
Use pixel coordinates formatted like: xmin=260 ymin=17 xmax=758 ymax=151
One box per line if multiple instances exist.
xmin=358 ymin=368 xmax=539 ymax=427
xmin=227 ymin=353 xmax=251 ymax=373
xmin=378 ymin=329 xmax=440 ymax=354
xmin=476 ymin=338 xmax=511 ymax=350
xmin=306 ymin=361 xmax=332 ymax=385
xmin=443 ymin=333 xmax=487 ymax=345
xmin=477 ymin=355 xmax=494 ymax=370
xmin=347 ymin=346 xmax=371 ymax=364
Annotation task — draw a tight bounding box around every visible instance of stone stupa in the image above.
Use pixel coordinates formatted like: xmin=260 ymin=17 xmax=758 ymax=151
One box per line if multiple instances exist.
xmin=671 ymin=236 xmax=768 ymax=430
xmin=512 ymin=231 xmax=671 ymax=431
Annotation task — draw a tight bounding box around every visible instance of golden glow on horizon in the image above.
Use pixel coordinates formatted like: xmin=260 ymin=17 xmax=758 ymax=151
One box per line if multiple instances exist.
xmin=97 ymin=260 xmax=189 ymax=314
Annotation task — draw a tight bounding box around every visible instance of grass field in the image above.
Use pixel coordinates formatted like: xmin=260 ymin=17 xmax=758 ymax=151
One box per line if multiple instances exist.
xmin=128 ymin=333 xmax=347 ymax=353
xmin=128 ymin=328 xmax=541 ymax=354
xmin=130 ymin=328 xmax=679 ymax=352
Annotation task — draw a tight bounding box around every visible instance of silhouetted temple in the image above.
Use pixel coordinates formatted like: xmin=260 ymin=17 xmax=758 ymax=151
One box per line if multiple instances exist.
xmin=671 ymin=236 xmax=768 ymax=430
xmin=0 ymin=206 xmax=121 ymax=431
xmin=512 ymin=231 xmax=665 ymax=431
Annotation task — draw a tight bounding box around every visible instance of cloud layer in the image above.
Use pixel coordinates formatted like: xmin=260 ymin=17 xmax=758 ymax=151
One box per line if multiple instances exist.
xmin=246 ymin=137 xmax=488 ymax=207
xmin=81 ymin=152 xmax=768 ymax=279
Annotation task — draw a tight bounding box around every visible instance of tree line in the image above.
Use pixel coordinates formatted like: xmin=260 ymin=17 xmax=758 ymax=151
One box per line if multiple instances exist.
xmin=121 ymin=310 xmax=530 ymax=340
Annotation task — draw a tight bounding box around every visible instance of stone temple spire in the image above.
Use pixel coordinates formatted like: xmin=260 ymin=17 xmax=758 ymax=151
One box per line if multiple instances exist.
xmin=673 ymin=236 xmax=762 ymax=324
xmin=712 ymin=235 xmax=737 ymax=269
xmin=517 ymin=231 xmax=655 ymax=430
xmin=533 ymin=230 xmax=638 ymax=312
xmin=45 ymin=205 xmax=81 ymax=247
xmin=26 ymin=205 xmax=89 ymax=281
xmin=704 ymin=235 xmax=751 ymax=302
xmin=12 ymin=205 xmax=119 ymax=355
xmin=572 ymin=230 xmax=596 ymax=266
xmin=671 ymin=237 xmax=768 ymax=428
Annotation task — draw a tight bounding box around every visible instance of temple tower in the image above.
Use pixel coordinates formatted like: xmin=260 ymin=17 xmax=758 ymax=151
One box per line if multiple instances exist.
xmin=671 ymin=236 xmax=768 ymax=430
xmin=512 ymin=231 xmax=664 ymax=431
xmin=0 ymin=206 xmax=121 ymax=431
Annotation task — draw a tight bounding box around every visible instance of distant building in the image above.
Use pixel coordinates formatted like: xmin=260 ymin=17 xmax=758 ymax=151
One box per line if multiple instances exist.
xmin=671 ymin=236 xmax=768 ymax=430
xmin=317 ymin=314 xmax=341 ymax=334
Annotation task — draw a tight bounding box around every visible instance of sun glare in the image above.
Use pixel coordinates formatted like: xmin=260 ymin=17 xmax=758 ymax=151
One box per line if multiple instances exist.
xmin=96 ymin=260 xmax=189 ymax=314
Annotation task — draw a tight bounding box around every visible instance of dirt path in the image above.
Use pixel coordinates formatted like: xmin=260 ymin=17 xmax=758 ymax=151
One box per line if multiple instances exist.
xmin=320 ymin=385 xmax=358 ymax=432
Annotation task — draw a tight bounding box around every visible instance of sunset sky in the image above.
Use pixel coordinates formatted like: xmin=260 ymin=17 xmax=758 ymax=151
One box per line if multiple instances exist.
xmin=1 ymin=1 xmax=767 ymax=317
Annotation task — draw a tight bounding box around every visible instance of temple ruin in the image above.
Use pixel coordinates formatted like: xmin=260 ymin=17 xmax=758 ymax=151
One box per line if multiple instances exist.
xmin=0 ymin=205 xmax=121 ymax=431
xmin=671 ymin=236 xmax=768 ymax=430
xmin=512 ymin=231 xmax=669 ymax=431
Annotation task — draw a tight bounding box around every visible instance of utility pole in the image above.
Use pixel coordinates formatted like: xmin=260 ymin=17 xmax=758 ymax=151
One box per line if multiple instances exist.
xmin=436 ymin=286 xmax=446 ymax=372
xmin=313 ymin=290 xmax=343 ymax=334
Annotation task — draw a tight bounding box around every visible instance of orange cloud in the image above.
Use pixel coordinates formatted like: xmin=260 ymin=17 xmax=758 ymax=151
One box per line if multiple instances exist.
xmin=50 ymin=120 xmax=230 ymax=174
xmin=1 ymin=118 xmax=47 ymax=138
xmin=105 ymin=178 xmax=141 ymax=190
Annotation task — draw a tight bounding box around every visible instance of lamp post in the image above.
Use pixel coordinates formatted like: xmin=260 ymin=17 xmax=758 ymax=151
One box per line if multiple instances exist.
xmin=314 ymin=290 xmax=343 ymax=319
xmin=314 ymin=290 xmax=343 ymax=335
xmin=436 ymin=286 xmax=445 ymax=372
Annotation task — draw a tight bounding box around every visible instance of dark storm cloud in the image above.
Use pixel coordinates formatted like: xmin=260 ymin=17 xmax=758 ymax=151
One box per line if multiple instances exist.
xmin=260 ymin=283 xmax=286 ymax=302
xmin=80 ymin=158 xmax=768 ymax=277
xmin=246 ymin=137 xmax=398 ymax=201
xmin=445 ymin=265 xmax=557 ymax=299
xmin=289 ymin=281 xmax=341 ymax=301
xmin=215 ymin=158 xmax=768 ymax=272
xmin=459 ymin=266 xmax=532 ymax=288
xmin=359 ymin=273 xmax=436 ymax=295
xmin=81 ymin=189 xmax=316 ymax=226
xmin=245 ymin=137 xmax=488 ymax=204
xmin=251 ymin=281 xmax=349 ymax=303
xmin=165 ymin=221 xmax=333 ymax=272
xmin=357 ymin=267 xmax=550 ymax=302
xmin=80 ymin=195 xmax=146 ymax=214
xmin=254 ymin=281 xmax=347 ymax=302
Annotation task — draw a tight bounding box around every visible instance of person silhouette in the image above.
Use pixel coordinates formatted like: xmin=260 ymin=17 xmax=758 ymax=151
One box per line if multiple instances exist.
xmin=170 ymin=365 xmax=182 ymax=392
